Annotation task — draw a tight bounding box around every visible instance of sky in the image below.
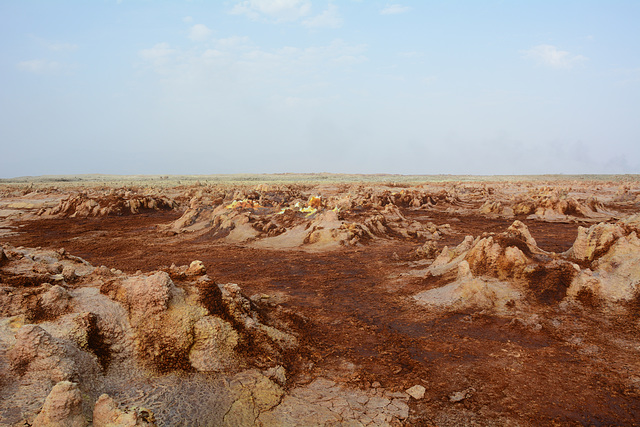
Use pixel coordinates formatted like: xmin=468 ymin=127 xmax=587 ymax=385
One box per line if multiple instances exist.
xmin=1 ymin=0 xmax=639 ymax=177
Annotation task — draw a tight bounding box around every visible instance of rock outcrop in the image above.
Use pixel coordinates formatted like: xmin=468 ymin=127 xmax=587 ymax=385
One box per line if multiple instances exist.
xmin=565 ymin=222 xmax=625 ymax=262
xmin=9 ymin=325 xmax=83 ymax=383
xmin=188 ymin=316 xmax=239 ymax=372
xmin=0 ymin=245 xmax=300 ymax=425
xmin=477 ymin=188 xmax=618 ymax=222
xmin=416 ymin=215 xmax=640 ymax=310
xmin=32 ymin=381 xmax=87 ymax=427
xmin=414 ymin=260 xmax=523 ymax=311
xmin=416 ymin=220 xmax=580 ymax=310
xmin=166 ymin=188 xmax=452 ymax=250
xmin=566 ymin=215 xmax=640 ymax=302
xmin=40 ymin=191 xmax=177 ymax=217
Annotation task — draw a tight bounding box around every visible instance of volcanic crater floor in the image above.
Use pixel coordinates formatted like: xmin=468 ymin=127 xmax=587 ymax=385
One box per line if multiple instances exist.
xmin=5 ymin=209 xmax=640 ymax=426
xmin=2 ymin=178 xmax=640 ymax=426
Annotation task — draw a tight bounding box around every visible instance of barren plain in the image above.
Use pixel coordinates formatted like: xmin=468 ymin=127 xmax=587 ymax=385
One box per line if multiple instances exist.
xmin=1 ymin=174 xmax=640 ymax=426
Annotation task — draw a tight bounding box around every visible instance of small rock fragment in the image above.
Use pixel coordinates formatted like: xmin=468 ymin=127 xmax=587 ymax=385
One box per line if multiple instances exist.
xmin=406 ymin=384 xmax=426 ymax=400
xmin=264 ymin=365 xmax=287 ymax=386
xmin=416 ymin=241 xmax=439 ymax=258
xmin=449 ymin=387 xmax=475 ymax=403
xmin=186 ymin=260 xmax=206 ymax=276
xmin=62 ymin=265 xmax=78 ymax=282
xmin=94 ymin=266 xmax=113 ymax=277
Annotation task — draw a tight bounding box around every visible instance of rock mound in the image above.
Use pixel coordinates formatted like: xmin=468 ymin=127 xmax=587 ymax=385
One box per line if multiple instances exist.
xmin=40 ymin=191 xmax=177 ymax=217
xmin=97 ymin=269 xmax=296 ymax=373
xmin=0 ymin=245 xmax=93 ymax=321
xmin=32 ymin=381 xmax=86 ymax=427
xmin=0 ymin=245 xmax=300 ymax=425
xmin=415 ymin=215 xmax=640 ymax=310
xmin=478 ymin=188 xmax=617 ymax=221
xmin=416 ymin=221 xmax=578 ymax=310
xmin=343 ymin=186 xmax=476 ymax=211
xmin=167 ymin=189 xmax=451 ymax=250
xmin=514 ymin=193 xmax=612 ymax=221
xmin=566 ymin=214 xmax=640 ymax=302
xmin=415 ymin=260 xmax=523 ymax=311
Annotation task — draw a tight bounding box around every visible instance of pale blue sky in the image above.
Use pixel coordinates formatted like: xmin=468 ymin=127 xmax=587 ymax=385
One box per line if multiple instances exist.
xmin=1 ymin=1 xmax=639 ymax=177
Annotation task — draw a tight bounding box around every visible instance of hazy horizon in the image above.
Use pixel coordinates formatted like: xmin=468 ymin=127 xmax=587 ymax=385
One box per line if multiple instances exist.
xmin=2 ymin=1 xmax=639 ymax=178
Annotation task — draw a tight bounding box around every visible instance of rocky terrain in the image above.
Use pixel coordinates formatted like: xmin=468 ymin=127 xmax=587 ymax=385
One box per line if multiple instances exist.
xmin=1 ymin=175 xmax=640 ymax=426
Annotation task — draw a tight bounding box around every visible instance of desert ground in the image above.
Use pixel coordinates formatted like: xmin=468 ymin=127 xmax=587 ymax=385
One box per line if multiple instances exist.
xmin=1 ymin=174 xmax=640 ymax=426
